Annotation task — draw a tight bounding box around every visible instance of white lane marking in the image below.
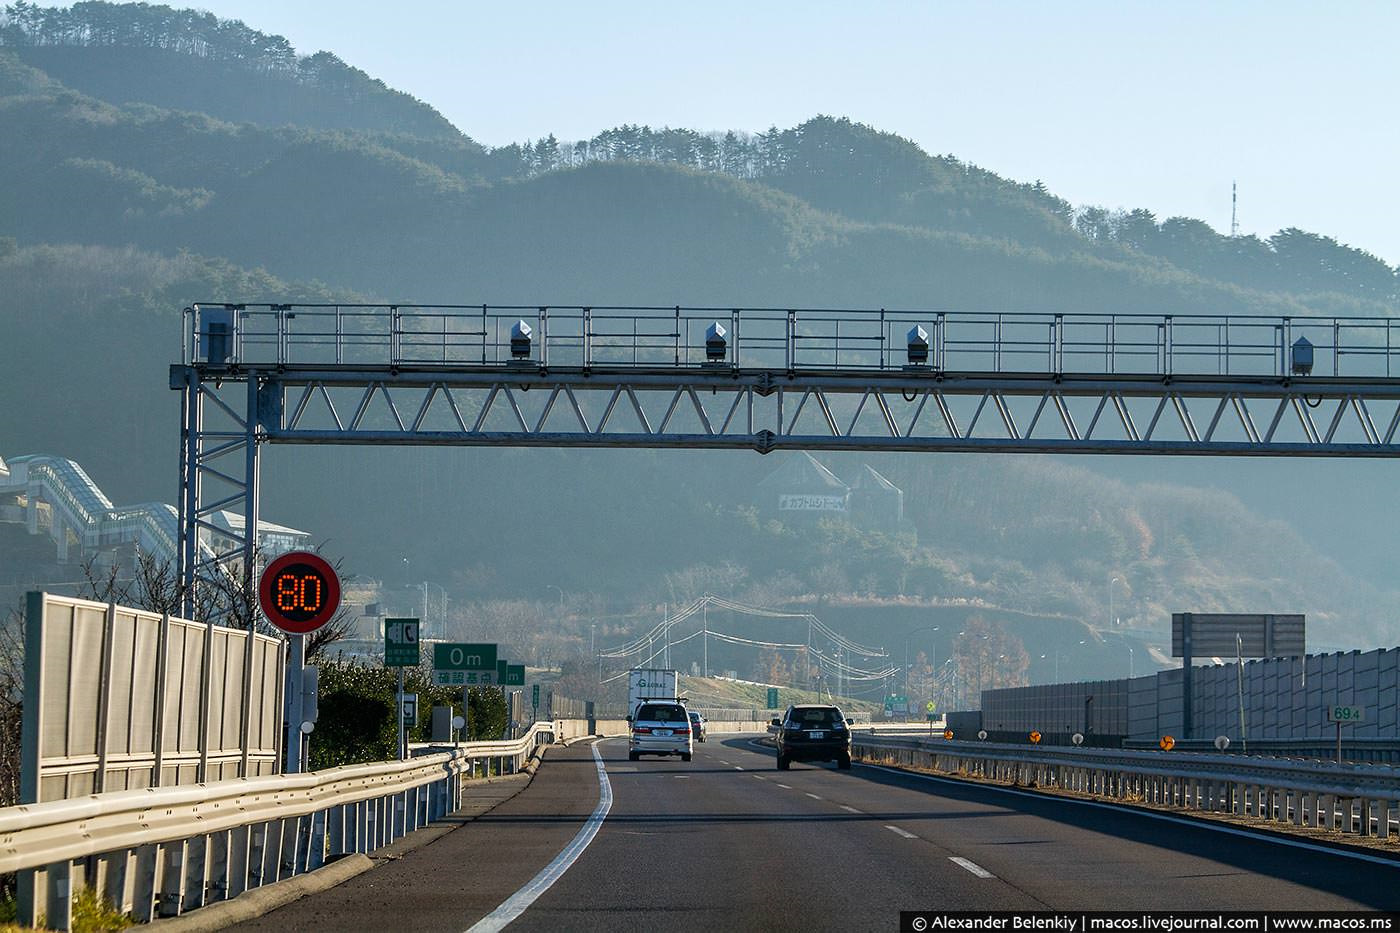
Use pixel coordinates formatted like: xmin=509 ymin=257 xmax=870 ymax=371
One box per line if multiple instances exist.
xmin=674 ymin=775 xmax=691 ymax=779
xmin=775 ymin=783 xmax=792 ymax=789
xmin=734 ymin=765 xmax=744 ymax=771
xmin=885 ymin=825 xmax=918 ymax=839
xmin=752 ymin=775 xmax=767 ymax=781
xmin=862 ymin=763 xmax=1400 ymax=869
xmin=805 ymin=793 xmax=822 ymax=800
xmin=466 ymin=741 xmax=613 ymax=933
xmin=950 ymin=856 xmax=995 ymax=878
xmin=840 ymin=805 xmax=861 ymax=813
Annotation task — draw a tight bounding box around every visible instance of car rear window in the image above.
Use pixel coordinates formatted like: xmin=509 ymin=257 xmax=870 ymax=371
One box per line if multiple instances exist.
xmin=637 ymin=704 xmax=686 ymax=722
xmin=787 ymin=708 xmax=840 ymax=727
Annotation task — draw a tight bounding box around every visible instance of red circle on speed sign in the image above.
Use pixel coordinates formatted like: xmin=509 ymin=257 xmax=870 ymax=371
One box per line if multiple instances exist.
xmin=258 ymin=551 xmax=340 ymax=634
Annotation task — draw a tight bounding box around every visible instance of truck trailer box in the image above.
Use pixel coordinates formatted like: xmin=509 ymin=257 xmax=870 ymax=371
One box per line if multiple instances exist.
xmin=628 ymin=668 xmax=680 ymax=716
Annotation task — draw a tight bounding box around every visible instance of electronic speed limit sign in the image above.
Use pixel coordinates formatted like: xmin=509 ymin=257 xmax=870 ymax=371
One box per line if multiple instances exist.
xmin=259 ymin=550 xmax=341 ymax=634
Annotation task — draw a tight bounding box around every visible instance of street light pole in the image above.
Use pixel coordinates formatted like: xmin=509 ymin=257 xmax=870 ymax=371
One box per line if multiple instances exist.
xmin=901 ymin=624 xmax=940 ymax=713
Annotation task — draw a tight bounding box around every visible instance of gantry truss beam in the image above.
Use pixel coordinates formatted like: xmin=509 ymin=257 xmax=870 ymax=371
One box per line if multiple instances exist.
xmin=174 ymin=302 xmax=1400 ymax=609
xmin=247 ymin=368 xmax=1400 ymax=457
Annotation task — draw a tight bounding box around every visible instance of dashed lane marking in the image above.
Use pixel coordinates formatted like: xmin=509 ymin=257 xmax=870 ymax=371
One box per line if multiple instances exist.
xmin=805 ymin=793 xmax=822 ymax=800
xmin=885 ymin=825 xmax=918 ymax=839
xmin=950 ymin=857 xmax=995 ymax=879
xmin=776 ymin=783 xmax=792 ymax=789
xmin=840 ymin=805 xmax=861 ymax=813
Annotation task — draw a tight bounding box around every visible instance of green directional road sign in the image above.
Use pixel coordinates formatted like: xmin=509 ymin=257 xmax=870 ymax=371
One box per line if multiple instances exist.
xmin=532 ymin=683 xmax=540 ymax=709
xmin=434 ymin=642 xmax=498 ymax=671
xmin=767 ymin=687 xmax=779 ymax=708
xmin=384 ymin=618 xmax=420 ymax=667
xmin=496 ymin=661 xmax=526 ymax=685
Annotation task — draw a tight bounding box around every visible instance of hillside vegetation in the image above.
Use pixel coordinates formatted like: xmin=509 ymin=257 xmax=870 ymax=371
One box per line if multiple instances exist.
xmin=2 ymin=2 xmax=1399 ymax=658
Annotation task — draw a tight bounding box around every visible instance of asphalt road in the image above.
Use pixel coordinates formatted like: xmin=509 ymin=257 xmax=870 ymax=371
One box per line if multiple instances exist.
xmin=233 ymin=735 xmax=1400 ymax=932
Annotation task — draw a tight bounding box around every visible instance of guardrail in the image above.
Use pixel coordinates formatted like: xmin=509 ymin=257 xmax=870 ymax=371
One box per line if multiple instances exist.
xmin=6 ymin=722 xmax=555 ymax=930
xmin=853 ymin=734 xmax=1400 ymax=844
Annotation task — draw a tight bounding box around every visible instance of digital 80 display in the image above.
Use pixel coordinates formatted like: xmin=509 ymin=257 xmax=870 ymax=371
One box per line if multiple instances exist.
xmin=259 ymin=551 xmax=340 ymax=634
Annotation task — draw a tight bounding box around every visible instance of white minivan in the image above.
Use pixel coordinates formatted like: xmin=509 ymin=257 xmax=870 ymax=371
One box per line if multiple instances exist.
xmin=628 ymin=701 xmax=693 ymax=761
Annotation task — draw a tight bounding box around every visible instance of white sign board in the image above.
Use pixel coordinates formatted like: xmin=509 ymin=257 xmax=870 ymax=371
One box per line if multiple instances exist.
xmin=778 ymin=494 xmax=846 ymax=512
xmin=386 ymin=618 xmax=418 ymax=644
xmin=400 ymin=693 xmax=418 ymax=726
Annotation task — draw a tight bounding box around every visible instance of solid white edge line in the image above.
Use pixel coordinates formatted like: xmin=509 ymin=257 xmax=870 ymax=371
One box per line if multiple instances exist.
xmin=864 ymin=762 xmax=1400 ymax=868
xmin=466 ymin=741 xmax=613 ymax=933
xmin=885 ymin=824 xmax=918 ymax=839
xmin=950 ymin=856 xmax=995 ymax=879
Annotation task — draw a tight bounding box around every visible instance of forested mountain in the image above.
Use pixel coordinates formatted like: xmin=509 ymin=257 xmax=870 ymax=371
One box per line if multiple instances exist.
xmin=0 ymin=1 xmax=466 ymax=139
xmin=3 ymin=2 xmax=1399 ymax=652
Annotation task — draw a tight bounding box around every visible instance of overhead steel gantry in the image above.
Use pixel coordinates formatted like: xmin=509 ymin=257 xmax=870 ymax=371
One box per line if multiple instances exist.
xmin=173 ymin=302 xmax=1400 ymax=605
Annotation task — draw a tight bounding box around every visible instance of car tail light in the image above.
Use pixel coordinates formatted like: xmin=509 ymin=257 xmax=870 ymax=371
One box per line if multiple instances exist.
xmin=632 ymin=726 xmax=652 ymax=735
xmin=675 ymin=727 xmax=690 ymax=736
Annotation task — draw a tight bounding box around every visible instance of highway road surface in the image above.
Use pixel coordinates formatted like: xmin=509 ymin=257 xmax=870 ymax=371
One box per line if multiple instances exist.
xmin=231 ymin=736 xmax=1400 ymax=931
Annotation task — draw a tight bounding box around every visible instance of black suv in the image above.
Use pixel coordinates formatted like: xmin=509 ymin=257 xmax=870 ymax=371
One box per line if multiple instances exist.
xmin=772 ymin=704 xmax=852 ymax=770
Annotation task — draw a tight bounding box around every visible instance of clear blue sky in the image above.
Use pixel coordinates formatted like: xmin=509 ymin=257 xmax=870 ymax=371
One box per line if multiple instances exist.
xmin=46 ymin=1 xmax=1400 ymax=264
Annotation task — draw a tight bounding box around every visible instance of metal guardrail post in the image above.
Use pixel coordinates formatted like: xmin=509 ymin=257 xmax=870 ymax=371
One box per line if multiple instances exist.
xmin=44 ymin=860 xmax=72 ymax=931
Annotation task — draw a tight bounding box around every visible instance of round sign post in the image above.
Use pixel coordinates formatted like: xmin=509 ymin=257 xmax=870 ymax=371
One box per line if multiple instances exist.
xmin=259 ymin=551 xmax=340 ymax=774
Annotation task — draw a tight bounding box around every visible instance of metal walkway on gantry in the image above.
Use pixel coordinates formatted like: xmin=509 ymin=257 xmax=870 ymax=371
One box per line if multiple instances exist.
xmin=171 ymin=303 xmax=1400 ymax=601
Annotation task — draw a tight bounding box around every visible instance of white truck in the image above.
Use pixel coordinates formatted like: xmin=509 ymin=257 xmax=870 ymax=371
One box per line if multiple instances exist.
xmin=627 ymin=668 xmax=680 ymax=717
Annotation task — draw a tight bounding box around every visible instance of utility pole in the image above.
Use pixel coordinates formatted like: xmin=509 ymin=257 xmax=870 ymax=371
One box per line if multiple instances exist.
xmin=702 ymin=600 xmax=708 ymax=677
xmin=421 ymin=582 xmax=429 ymax=637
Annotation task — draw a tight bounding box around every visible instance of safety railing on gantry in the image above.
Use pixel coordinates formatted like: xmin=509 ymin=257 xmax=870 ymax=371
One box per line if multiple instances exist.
xmin=184 ymin=304 xmax=1400 ymax=379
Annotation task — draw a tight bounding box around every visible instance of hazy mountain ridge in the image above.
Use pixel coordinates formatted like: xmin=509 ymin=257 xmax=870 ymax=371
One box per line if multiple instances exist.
xmin=1 ymin=1 xmax=467 ymax=140
xmin=3 ymin=4 xmax=1399 ymax=651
